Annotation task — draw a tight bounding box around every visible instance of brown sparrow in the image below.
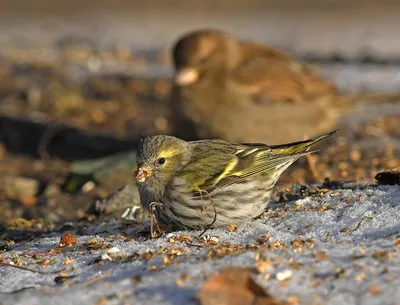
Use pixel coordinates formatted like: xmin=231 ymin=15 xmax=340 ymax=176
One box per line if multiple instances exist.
xmin=170 ymin=29 xmax=399 ymax=144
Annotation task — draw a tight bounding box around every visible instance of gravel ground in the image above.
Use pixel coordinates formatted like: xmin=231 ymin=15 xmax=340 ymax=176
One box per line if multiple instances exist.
xmin=1 ymin=185 xmax=399 ymax=305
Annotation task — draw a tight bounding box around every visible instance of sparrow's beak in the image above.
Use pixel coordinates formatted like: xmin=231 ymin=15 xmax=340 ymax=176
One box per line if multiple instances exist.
xmin=136 ymin=165 xmax=152 ymax=183
xmin=175 ymin=67 xmax=199 ymax=86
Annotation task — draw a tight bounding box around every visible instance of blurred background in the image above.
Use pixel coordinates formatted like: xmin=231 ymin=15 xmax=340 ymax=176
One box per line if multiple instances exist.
xmin=0 ymin=0 xmax=399 ymax=233
xmin=1 ymin=0 xmax=400 ymax=59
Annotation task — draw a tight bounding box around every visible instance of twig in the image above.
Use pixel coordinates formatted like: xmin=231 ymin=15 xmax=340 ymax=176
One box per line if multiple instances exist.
xmin=149 ymin=202 xmax=163 ymax=238
xmin=326 ymin=232 xmax=332 ymax=243
xmin=185 ymin=241 xmax=205 ymax=248
xmin=196 ymin=188 xmax=217 ymax=238
xmin=0 ymin=262 xmax=66 ymax=274
xmin=353 ymin=216 xmax=372 ymax=232
xmin=302 ymin=133 xmax=322 ymax=182
xmin=84 ymin=271 xmax=111 ymax=286
xmin=306 ymin=153 xmax=321 ymax=182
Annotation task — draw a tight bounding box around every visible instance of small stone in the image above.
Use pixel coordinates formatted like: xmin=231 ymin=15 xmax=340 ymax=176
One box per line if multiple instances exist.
xmin=1 ymin=175 xmax=39 ymax=200
xmin=44 ymin=184 xmax=61 ymax=198
xmin=276 ymin=269 xmax=292 ymax=281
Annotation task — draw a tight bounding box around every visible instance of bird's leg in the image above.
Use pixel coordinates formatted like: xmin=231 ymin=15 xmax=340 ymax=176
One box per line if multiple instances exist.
xmin=196 ymin=188 xmax=217 ymax=238
xmin=149 ymin=202 xmax=163 ymax=238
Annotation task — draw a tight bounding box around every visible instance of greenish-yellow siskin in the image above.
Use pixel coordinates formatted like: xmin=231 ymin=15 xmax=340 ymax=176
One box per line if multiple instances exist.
xmin=135 ymin=130 xmax=337 ymax=231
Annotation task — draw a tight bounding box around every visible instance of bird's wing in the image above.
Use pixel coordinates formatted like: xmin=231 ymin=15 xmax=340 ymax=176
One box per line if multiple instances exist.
xmin=181 ymin=130 xmax=337 ymax=193
xmin=180 ymin=141 xmax=302 ymax=193
xmin=177 ymin=140 xmax=237 ymax=192
xmin=231 ymin=42 xmax=336 ymax=104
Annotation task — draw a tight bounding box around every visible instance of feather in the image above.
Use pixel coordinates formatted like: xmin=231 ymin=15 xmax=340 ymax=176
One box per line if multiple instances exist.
xmin=182 ymin=130 xmax=338 ymax=193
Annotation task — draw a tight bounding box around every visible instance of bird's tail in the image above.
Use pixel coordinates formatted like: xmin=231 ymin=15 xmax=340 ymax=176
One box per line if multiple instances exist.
xmin=270 ymin=129 xmax=338 ymax=155
xmin=347 ymin=92 xmax=400 ymax=104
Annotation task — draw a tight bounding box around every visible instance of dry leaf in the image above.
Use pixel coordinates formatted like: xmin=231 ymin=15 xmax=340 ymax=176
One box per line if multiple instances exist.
xmin=256 ymin=233 xmax=270 ymax=244
xmin=20 ymin=195 xmax=38 ymax=207
xmin=270 ymin=240 xmax=281 ymax=249
xmin=83 ymin=238 xmax=110 ymax=250
xmin=372 ymin=251 xmax=394 ymax=262
xmin=286 ymin=296 xmax=300 ymax=305
xmin=59 ymin=233 xmax=77 ymax=247
xmin=228 ymin=224 xmax=237 ymax=232
xmin=197 ymin=267 xmax=284 ymax=305
xmin=369 ymin=284 xmax=383 ymax=295
xmin=313 ymin=251 xmax=328 ymax=261
xmin=64 ymin=257 xmax=74 ymax=265
xmin=290 ymin=239 xmax=304 ymax=248
xmin=394 ymin=237 xmax=400 ymax=248
xmin=256 ymin=259 xmax=273 ymax=274
xmin=40 ymin=259 xmax=53 ymax=267
xmin=131 ymin=275 xmax=142 ymax=284
xmin=355 ymin=273 xmax=367 ymax=281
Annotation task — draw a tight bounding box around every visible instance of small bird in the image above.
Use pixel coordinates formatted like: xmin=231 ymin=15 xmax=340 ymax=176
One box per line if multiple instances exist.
xmin=171 ymin=29 xmax=400 ymax=144
xmin=135 ymin=130 xmax=337 ymax=233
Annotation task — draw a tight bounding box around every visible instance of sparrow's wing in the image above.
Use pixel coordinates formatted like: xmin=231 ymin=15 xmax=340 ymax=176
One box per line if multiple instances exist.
xmin=231 ymin=42 xmax=337 ymax=104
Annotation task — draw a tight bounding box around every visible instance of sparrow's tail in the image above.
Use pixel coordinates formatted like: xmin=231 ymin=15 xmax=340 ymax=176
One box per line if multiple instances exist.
xmin=346 ymin=92 xmax=400 ymax=103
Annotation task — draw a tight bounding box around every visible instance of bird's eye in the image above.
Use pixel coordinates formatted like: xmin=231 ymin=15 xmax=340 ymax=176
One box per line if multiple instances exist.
xmin=199 ymin=57 xmax=208 ymax=64
xmin=157 ymin=157 xmax=166 ymax=165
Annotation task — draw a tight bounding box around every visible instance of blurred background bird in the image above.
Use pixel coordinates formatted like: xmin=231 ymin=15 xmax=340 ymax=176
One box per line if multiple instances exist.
xmin=171 ymin=28 xmax=400 ymax=144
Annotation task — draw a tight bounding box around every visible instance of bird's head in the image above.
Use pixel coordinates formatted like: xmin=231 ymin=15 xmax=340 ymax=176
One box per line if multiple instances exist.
xmin=172 ymin=29 xmax=241 ymax=86
xmin=135 ymin=135 xmax=192 ymax=193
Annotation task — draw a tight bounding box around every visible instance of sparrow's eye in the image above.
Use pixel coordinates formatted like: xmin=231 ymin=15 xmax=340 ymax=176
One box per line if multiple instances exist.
xmin=157 ymin=157 xmax=166 ymax=165
xmin=199 ymin=57 xmax=208 ymax=64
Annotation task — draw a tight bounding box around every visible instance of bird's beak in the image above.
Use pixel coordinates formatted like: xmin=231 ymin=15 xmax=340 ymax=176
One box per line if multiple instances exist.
xmin=175 ymin=67 xmax=199 ymax=86
xmin=136 ymin=165 xmax=152 ymax=183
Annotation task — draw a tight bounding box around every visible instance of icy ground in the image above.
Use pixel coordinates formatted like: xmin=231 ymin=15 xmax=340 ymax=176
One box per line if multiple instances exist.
xmin=1 ymin=185 xmax=399 ymax=305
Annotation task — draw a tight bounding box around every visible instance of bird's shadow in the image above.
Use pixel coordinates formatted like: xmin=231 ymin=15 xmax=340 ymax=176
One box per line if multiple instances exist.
xmin=0 ymin=114 xmax=137 ymax=161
